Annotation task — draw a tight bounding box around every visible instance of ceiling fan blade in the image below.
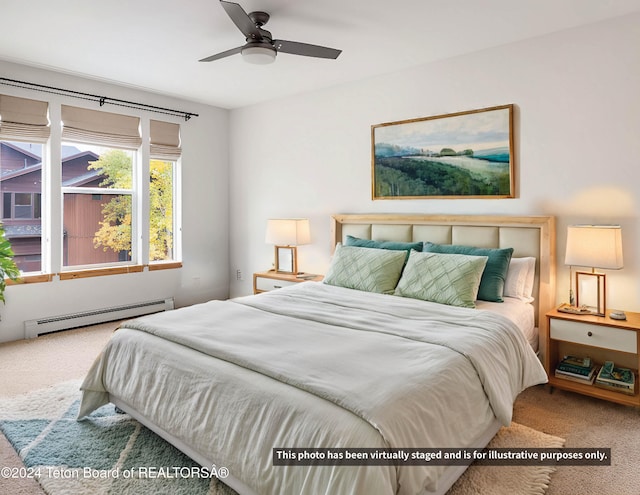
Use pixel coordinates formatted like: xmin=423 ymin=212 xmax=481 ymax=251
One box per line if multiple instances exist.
xmin=199 ymin=46 xmax=243 ymax=62
xmin=220 ymin=0 xmax=262 ymax=39
xmin=274 ymin=40 xmax=342 ymax=59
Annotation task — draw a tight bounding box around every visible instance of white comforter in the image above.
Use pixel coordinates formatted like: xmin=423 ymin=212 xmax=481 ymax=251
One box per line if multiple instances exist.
xmin=79 ymin=282 xmax=547 ymax=495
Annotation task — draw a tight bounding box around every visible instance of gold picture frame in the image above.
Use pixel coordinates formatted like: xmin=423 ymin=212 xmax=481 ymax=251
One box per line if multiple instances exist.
xmin=372 ymin=104 xmax=515 ymax=199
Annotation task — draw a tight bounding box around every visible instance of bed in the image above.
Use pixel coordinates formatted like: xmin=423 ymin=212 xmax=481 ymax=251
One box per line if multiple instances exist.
xmin=79 ymin=214 xmax=556 ymax=495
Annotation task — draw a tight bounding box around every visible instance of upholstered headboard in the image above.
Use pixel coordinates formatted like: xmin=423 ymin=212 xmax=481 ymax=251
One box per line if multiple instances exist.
xmin=331 ymin=214 xmax=556 ymax=335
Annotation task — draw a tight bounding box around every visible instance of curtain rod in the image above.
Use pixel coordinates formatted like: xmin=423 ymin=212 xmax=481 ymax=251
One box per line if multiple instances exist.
xmin=0 ymin=77 xmax=199 ymax=121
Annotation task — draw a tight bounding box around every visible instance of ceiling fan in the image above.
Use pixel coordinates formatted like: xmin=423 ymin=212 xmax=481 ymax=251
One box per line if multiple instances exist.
xmin=199 ymin=0 xmax=342 ymax=64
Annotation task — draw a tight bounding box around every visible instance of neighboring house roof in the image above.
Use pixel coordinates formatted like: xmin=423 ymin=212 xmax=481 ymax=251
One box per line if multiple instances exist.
xmin=62 ymin=170 xmax=103 ymax=187
xmin=1 ymin=141 xmax=41 ymax=161
xmin=3 ymin=224 xmax=42 ymax=237
xmin=61 ymin=148 xmax=100 ymax=162
xmin=2 ymin=142 xmax=90 ymax=161
xmin=1 ymin=141 xmax=100 ymax=181
xmin=1 ymin=162 xmax=42 ymax=180
xmin=62 ymin=145 xmax=88 ymax=160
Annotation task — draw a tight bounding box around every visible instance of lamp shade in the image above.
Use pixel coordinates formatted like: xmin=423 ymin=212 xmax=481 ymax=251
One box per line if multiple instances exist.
xmin=241 ymin=45 xmax=276 ymax=64
xmin=565 ymin=225 xmax=623 ymax=269
xmin=265 ymin=219 xmax=311 ymax=246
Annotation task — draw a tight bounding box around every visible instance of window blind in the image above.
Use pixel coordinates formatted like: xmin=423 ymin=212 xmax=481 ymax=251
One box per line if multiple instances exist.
xmin=61 ymin=105 xmax=142 ymax=149
xmin=150 ymin=120 xmax=181 ymax=160
xmin=0 ymin=94 xmax=50 ymax=142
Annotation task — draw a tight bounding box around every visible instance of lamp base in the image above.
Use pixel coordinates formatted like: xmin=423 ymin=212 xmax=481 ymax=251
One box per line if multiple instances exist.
xmin=274 ymin=245 xmax=298 ymax=274
xmin=575 ymin=270 xmax=606 ymax=317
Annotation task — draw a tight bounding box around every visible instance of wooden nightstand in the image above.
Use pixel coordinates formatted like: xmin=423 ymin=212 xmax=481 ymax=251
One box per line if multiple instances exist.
xmin=545 ymin=308 xmax=640 ymax=407
xmin=253 ymin=270 xmax=323 ymax=294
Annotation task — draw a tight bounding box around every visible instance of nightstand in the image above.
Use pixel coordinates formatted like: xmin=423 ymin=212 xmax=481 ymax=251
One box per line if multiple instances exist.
xmin=253 ymin=270 xmax=323 ymax=294
xmin=545 ymin=308 xmax=640 ymax=407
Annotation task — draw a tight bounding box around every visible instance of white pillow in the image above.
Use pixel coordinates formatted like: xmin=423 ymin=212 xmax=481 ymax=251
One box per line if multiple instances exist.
xmin=504 ymin=257 xmax=536 ymax=302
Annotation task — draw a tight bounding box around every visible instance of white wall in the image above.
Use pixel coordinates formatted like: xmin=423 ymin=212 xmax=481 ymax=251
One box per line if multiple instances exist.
xmin=228 ymin=13 xmax=640 ymax=313
xmin=0 ymin=60 xmax=230 ymax=343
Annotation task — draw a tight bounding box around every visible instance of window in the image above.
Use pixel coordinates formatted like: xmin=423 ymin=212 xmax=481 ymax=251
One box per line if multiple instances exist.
xmin=0 ymin=96 xmax=182 ymax=278
xmin=14 ymin=193 xmax=31 ymax=219
xmin=0 ymin=140 xmax=45 ymax=273
xmin=60 ymin=105 xmax=141 ymax=271
xmin=0 ymin=95 xmax=49 ymax=275
xmin=149 ymin=119 xmax=181 ymax=265
xmin=149 ymin=159 xmax=177 ymax=262
xmin=3 ymin=192 xmax=41 ymax=219
xmin=62 ymin=144 xmax=135 ymax=268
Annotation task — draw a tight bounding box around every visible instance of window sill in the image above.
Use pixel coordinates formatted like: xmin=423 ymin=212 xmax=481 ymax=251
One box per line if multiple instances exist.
xmin=60 ymin=265 xmax=144 ymax=280
xmin=148 ymin=261 xmax=183 ymax=271
xmin=5 ymin=262 xmax=182 ymax=284
xmin=7 ymin=274 xmax=53 ymax=285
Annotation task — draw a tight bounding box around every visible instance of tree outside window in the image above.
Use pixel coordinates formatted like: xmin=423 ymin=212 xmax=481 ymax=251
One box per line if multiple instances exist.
xmin=87 ymin=150 xmax=175 ymax=262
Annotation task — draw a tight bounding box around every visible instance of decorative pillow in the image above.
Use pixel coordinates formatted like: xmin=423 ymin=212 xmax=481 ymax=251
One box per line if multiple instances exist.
xmin=504 ymin=257 xmax=536 ymax=303
xmin=394 ymin=251 xmax=488 ymax=308
xmin=345 ymin=235 xmax=422 ymax=260
xmin=423 ymin=242 xmax=514 ymax=302
xmin=323 ymin=244 xmax=406 ymax=294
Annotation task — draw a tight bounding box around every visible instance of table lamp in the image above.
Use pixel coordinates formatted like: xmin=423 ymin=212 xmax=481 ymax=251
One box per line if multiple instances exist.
xmin=564 ymin=225 xmax=623 ymax=316
xmin=265 ymin=218 xmax=311 ymax=274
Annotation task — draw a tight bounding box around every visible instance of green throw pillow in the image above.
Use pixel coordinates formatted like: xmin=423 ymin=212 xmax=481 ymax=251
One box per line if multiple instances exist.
xmin=323 ymin=244 xmax=406 ymax=294
xmin=394 ymin=251 xmax=488 ymax=308
xmin=345 ymin=235 xmax=422 ymax=261
xmin=423 ymin=242 xmax=513 ymax=302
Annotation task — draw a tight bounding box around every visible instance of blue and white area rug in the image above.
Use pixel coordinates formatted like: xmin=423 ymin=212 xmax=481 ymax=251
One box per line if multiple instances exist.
xmin=0 ymin=380 xmax=565 ymax=495
xmin=0 ymin=380 xmax=237 ymax=495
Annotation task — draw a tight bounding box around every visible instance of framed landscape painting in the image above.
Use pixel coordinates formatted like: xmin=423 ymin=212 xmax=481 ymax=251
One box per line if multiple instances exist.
xmin=372 ymin=104 xmax=514 ymax=199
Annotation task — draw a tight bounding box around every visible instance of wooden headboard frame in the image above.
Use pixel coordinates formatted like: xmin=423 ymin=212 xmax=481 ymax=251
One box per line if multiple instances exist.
xmin=331 ymin=214 xmax=556 ymax=336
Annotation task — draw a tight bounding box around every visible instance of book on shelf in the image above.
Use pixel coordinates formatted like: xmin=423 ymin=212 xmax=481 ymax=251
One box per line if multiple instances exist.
xmin=595 ymin=365 xmax=635 ymax=388
xmin=555 ymin=356 xmax=596 ymax=380
xmin=594 ymin=378 xmax=635 ymax=396
xmin=597 ymin=364 xmax=634 ymax=384
xmin=561 ymin=355 xmax=592 ymax=369
xmin=556 ymin=362 xmax=593 ymax=377
xmin=554 ymin=368 xmax=596 ymax=384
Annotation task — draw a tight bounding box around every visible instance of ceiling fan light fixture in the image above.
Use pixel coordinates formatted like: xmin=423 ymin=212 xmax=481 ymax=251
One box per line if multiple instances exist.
xmin=199 ymin=1 xmax=342 ymax=64
xmin=241 ymin=45 xmax=276 ymax=64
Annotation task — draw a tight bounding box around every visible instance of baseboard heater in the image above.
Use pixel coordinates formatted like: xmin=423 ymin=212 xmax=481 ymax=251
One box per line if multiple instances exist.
xmin=24 ymin=298 xmax=174 ymax=338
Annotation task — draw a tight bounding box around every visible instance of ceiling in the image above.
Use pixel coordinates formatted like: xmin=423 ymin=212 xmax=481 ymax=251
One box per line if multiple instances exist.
xmin=2 ymin=0 xmax=640 ymax=110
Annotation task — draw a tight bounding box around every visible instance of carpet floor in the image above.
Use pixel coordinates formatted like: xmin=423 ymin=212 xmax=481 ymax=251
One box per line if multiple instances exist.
xmin=0 ymin=380 xmax=235 ymax=495
xmin=514 ymin=384 xmax=640 ymax=495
